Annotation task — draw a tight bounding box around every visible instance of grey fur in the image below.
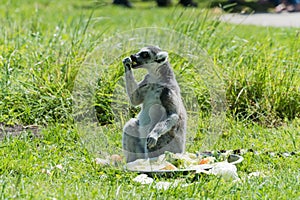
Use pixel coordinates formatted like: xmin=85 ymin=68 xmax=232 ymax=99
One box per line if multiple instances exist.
xmin=122 ymin=46 xmax=187 ymax=163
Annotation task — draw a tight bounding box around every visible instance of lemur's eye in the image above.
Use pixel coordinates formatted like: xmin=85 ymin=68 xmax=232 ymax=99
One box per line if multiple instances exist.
xmin=140 ymin=52 xmax=150 ymax=59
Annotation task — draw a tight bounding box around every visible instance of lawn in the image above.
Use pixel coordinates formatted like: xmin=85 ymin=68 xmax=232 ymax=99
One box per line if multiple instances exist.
xmin=0 ymin=0 xmax=299 ymax=199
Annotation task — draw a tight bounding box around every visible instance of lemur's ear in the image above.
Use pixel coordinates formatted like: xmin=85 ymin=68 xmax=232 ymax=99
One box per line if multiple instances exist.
xmin=155 ymin=51 xmax=168 ymax=63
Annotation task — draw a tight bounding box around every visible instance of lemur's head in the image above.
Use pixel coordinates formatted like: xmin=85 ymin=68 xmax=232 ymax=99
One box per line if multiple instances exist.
xmin=130 ymin=46 xmax=168 ymax=69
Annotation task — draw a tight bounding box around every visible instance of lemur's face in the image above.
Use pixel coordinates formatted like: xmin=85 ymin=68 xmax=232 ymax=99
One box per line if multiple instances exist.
xmin=130 ymin=46 xmax=168 ymax=69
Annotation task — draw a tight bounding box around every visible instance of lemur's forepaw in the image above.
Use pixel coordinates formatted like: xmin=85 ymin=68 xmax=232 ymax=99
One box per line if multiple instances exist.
xmin=146 ymin=133 xmax=158 ymax=149
xmin=123 ymin=57 xmax=132 ymax=72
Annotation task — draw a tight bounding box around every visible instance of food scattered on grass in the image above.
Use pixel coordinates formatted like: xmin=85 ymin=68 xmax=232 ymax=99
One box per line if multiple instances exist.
xmin=127 ymin=151 xmax=242 ymax=181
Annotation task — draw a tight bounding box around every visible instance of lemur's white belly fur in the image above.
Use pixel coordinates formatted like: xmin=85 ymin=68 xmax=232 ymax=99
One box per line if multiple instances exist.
xmin=138 ymin=89 xmax=167 ymax=138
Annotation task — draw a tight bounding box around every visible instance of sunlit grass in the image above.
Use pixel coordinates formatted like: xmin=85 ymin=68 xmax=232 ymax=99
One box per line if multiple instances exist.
xmin=0 ymin=0 xmax=299 ymax=199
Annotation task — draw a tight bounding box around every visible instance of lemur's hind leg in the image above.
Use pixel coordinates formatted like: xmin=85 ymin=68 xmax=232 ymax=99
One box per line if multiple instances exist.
xmin=122 ymin=118 xmax=145 ymax=163
xmin=147 ymin=87 xmax=181 ymax=149
xmin=146 ymin=114 xmax=179 ymax=149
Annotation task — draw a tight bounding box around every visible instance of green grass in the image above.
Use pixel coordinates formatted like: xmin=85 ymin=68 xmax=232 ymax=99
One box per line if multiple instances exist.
xmin=0 ymin=0 xmax=299 ymax=199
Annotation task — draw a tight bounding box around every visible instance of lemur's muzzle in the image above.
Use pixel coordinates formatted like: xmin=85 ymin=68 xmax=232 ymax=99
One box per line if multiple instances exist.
xmin=130 ymin=54 xmax=142 ymax=69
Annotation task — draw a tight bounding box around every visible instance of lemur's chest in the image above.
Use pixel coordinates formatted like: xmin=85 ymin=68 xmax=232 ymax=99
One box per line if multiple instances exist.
xmin=142 ymin=85 xmax=163 ymax=108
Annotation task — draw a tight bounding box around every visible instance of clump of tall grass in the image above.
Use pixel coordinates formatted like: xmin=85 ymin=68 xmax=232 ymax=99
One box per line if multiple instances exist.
xmin=220 ymin=36 xmax=300 ymax=126
xmin=0 ymin=4 xmax=101 ymax=125
xmin=168 ymin=10 xmax=299 ymax=125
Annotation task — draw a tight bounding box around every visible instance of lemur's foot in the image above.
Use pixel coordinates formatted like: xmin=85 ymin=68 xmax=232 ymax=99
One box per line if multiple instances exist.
xmin=146 ymin=132 xmax=158 ymax=149
xmin=123 ymin=57 xmax=132 ymax=72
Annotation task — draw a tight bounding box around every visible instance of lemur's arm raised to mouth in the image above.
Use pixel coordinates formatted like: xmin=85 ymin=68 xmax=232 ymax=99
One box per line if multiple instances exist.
xmin=123 ymin=57 xmax=154 ymax=106
xmin=123 ymin=57 xmax=141 ymax=106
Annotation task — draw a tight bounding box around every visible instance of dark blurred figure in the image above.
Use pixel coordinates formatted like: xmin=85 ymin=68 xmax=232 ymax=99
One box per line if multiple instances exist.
xmin=229 ymin=0 xmax=300 ymax=12
xmin=156 ymin=0 xmax=172 ymax=6
xmin=113 ymin=0 xmax=197 ymax=7
xmin=255 ymin=0 xmax=300 ymax=12
xmin=229 ymin=0 xmax=278 ymax=4
xmin=258 ymin=0 xmax=279 ymax=5
xmin=113 ymin=0 xmax=133 ymax=7
xmin=178 ymin=0 xmax=198 ymax=7
xmin=273 ymin=0 xmax=300 ymax=12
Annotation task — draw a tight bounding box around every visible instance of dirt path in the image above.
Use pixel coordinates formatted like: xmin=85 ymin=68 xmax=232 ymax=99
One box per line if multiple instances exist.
xmin=0 ymin=122 xmax=40 ymax=139
xmin=220 ymin=12 xmax=300 ymax=27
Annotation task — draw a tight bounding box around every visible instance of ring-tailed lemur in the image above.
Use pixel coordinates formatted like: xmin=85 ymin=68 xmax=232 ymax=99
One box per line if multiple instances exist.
xmin=122 ymin=46 xmax=187 ymax=163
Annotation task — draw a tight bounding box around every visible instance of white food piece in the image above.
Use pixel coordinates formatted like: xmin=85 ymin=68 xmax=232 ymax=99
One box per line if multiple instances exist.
xmin=210 ymin=162 xmax=240 ymax=181
xmin=133 ymin=174 xmax=154 ymax=184
xmin=95 ymin=158 xmax=110 ymax=165
xmin=248 ymin=171 xmax=266 ymax=178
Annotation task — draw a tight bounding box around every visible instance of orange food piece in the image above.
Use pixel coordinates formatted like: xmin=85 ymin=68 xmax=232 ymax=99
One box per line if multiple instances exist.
xmin=160 ymin=164 xmax=177 ymax=170
xmin=199 ymin=158 xmax=210 ymax=165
